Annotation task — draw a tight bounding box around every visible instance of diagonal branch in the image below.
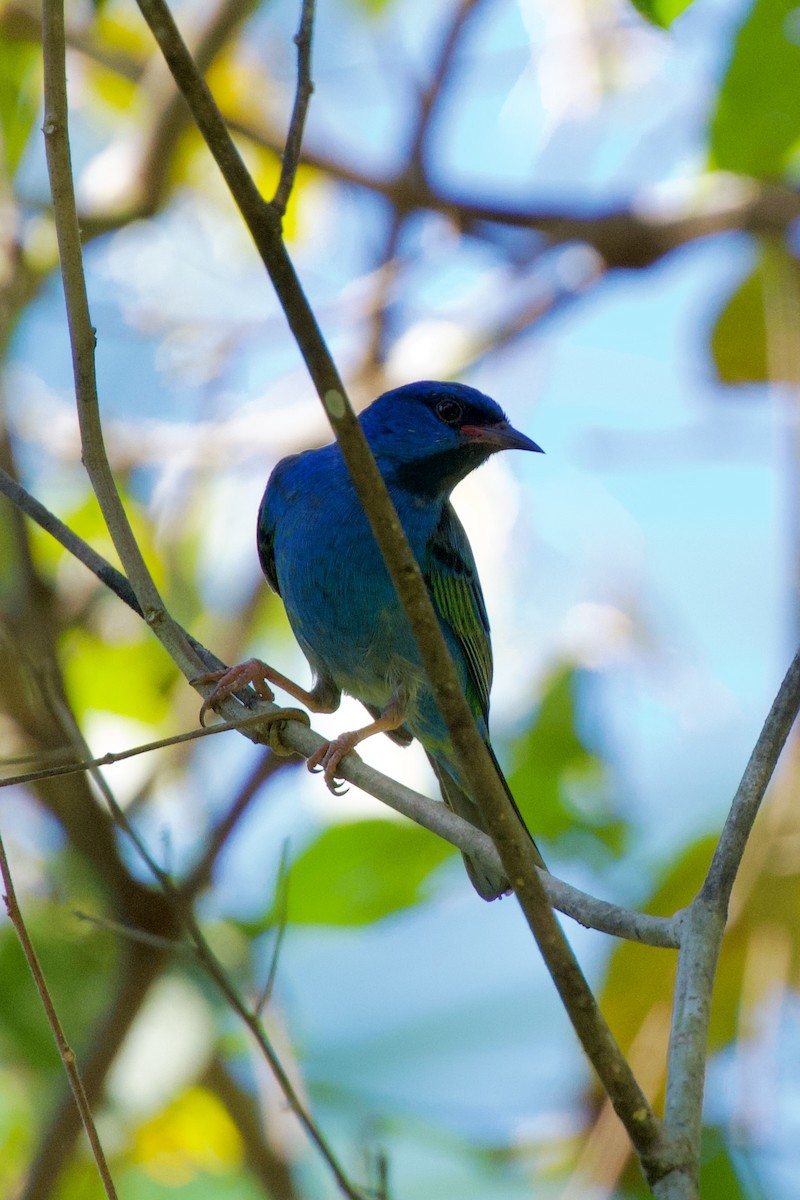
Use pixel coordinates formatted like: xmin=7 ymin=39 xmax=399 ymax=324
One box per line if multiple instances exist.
xmin=112 ymin=1 xmax=667 ymax=1171
xmin=702 ymin=645 xmax=800 ymax=908
xmin=0 ymin=833 xmax=119 ymax=1200
xmin=0 ymin=468 xmax=678 ymax=948
xmin=656 ymin=647 xmax=800 ymax=1197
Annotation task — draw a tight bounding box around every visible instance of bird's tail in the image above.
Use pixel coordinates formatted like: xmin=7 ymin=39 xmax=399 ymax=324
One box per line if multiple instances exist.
xmin=426 ymin=747 xmax=545 ymax=901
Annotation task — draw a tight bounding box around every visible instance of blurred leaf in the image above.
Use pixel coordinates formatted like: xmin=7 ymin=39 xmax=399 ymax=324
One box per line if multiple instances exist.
xmin=62 ymin=626 xmax=176 ymax=722
xmin=345 ymin=0 xmax=396 ymax=13
xmin=110 ymin=1165 xmax=264 ymax=1200
xmin=0 ymin=1066 xmax=33 ymax=1195
xmin=601 ymin=837 xmax=714 ymax=1056
xmin=710 ymin=0 xmax=800 ymax=178
xmin=29 ymin=490 xmax=168 ymax=596
xmin=699 ymin=1127 xmax=751 ymax=1200
xmin=710 ymin=243 xmax=800 ymax=384
xmin=628 ymin=0 xmax=693 ymax=28
xmin=604 ymin=805 xmax=800 ymax=1088
xmin=172 ymin=123 xmax=318 ymax=243
xmin=85 ymin=61 xmax=138 ymax=113
xmin=94 ymin=7 xmax=153 ymax=57
xmin=0 ymin=36 xmax=39 ymax=177
xmin=132 ymin=1087 xmax=243 ymax=1186
xmin=0 ymin=887 xmax=117 ymax=1075
xmin=507 ymin=666 xmax=624 ymax=857
xmin=711 ymin=263 xmax=769 ymax=385
xmin=286 ymin=820 xmax=453 ymax=924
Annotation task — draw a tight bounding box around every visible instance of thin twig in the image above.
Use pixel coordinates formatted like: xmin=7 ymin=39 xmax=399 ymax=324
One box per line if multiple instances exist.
xmin=0 ymin=833 xmax=119 ymax=1200
xmin=0 ymin=468 xmax=142 ymax=613
xmin=42 ymin=0 xmax=207 ymax=688
xmin=74 ymin=910 xmax=193 ymax=956
xmin=0 ymin=468 xmax=677 ymax=946
xmin=0 ymin=710 xmax=288 ymax=789
xmin=657 ymin=646 xmax=800 ymax=1197
xmin=0 ymin=466 xmax=222 ymax=676
xmin=52 ymin=700 xmax=368 ymax=1200
xmin=202 ymin=1055 xmax=299 ymax=1199
xmin=357 ymin=0 xmax=483 ymax=379
xmin=702 ymin=645 xmax=800 ymax=907
xmin=256 ymin=841 xmax=291 ymax=1013
xmin=272 ymin=0 xmax=314 ymax=216
xmin=138 ymin=0 xmax=260 ymax=216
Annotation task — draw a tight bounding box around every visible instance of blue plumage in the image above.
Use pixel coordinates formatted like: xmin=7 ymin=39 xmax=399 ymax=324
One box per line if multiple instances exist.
xmin=204 ymin=381 xmax=543 ymax=898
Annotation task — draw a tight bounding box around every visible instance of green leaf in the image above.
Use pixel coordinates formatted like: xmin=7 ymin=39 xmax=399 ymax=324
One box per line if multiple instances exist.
xmin=285 ymin=820 xmax=453 ymax=925
xmin=0 ymin=884 xmax=118 ymax=1075
xmin=711 ymin=264 xmax=769 ymax=384
xmin=627 ymin=0 xmax=693 ymax=28
xmin=0 ymin=34 xmax=39 ymax=178
xmin=699 ymin=1127 xmax=750 ymax=1200
xmin=61 ymin=626 xmax=177 ymax=723
xmin=347 ymin=0 xmax=395 ymax=14
xmin=710 ymin=244 xmax=800 ymax=384
xmin=710 ymin=0 xmax=800 ymax=178
xmin=507 ymin=666 xmax=624 ymax=858
xmin=602 ymin=837 xmax=714 ymax=1047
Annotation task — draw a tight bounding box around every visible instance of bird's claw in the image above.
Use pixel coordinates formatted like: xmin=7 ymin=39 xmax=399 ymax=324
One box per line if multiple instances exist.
xmin=193 ymin=659 xmax=276 ymax=726
xmin=307 ymin=734 xmax=359 ymax=794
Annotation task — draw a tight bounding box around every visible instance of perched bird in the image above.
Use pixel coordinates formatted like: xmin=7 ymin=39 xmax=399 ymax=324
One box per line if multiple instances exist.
xmin=199 ymin=381 xmax=543 ymax=899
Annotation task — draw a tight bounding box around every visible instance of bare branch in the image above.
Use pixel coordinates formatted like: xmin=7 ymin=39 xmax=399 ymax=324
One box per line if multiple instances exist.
xmin=657 ymin=647 xmax=800 ymax=1196
xmin=0 ymin=470 xmax=677 ymax=947
xmin=407 ymin=0 xmax=483 ymax=179
xmin=256 ymin=842 xmax=291 ymax=1013
xmin=42 ymin=0 xmax=206 ymax=686
xmin=703 ymin=647 xmax=800 ymax=907
xmin=0 ymin=833 xmax=119 ymax=1200
xmin=272 ymin=0 xmax=315 ymax=216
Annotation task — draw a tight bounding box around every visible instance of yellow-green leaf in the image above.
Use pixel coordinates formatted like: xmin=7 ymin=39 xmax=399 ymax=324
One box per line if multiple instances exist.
xmin=286 ymin=820 xmax=453 ymax=924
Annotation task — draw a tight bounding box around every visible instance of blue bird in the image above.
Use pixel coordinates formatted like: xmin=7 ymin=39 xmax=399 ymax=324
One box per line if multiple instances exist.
xmin=199 ymin=381 xmax=544 ymax=899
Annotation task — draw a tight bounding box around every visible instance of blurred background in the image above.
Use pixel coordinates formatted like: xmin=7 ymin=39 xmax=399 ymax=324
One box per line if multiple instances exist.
xmin=0 ymin=0 xmax=798 ymax=1196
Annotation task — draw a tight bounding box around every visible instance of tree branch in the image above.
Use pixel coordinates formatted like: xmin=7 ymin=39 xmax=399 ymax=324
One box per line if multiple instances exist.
xmin=0 ymin=832 xmax=119 ymax=1200
xmin=702 ymin=648 xmax=800 ymax=908
xmin=656 ymin=647 xmax=800 ymax=1197
xmin=272 ymin=0 xmax=314 ymax=216
xmin=133 ymin=0 xmax=667 ymax=1168
xmin=42 ymin=0 xmax=206 ymax=685
xmin=0 ymin=468 xmax=678 ymax=948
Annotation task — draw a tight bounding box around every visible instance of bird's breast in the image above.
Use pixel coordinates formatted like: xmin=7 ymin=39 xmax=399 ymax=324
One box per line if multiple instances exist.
xmin=271 ymin=471 xmax=432 ymax=710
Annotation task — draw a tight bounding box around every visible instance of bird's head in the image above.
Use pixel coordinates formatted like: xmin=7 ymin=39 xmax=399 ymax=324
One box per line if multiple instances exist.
xmin=360 ymin=380 xmax=543 ymax=497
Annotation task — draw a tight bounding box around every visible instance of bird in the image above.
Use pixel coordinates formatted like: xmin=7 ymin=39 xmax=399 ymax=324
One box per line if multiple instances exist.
xmin=197 ymin=380 xmax=544 ymax=899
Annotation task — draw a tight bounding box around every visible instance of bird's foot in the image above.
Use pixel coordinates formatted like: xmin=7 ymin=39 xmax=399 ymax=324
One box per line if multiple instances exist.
xmin=194 ymin=658 xmax=276 ymax=726
xmin=307 ymin=733 xmax=361 ymax=794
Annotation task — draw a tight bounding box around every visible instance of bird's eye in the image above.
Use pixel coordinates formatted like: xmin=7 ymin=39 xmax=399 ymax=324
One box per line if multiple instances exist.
xmin=435 ymin=398 xmax=463 ymax=425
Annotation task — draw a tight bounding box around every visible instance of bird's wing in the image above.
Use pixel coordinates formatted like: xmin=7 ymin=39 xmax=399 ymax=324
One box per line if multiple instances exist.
xmin=256 ymin=454 xmax=300 ymax=595
xmin=425 ymin=503 xmax=493 ymax=723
